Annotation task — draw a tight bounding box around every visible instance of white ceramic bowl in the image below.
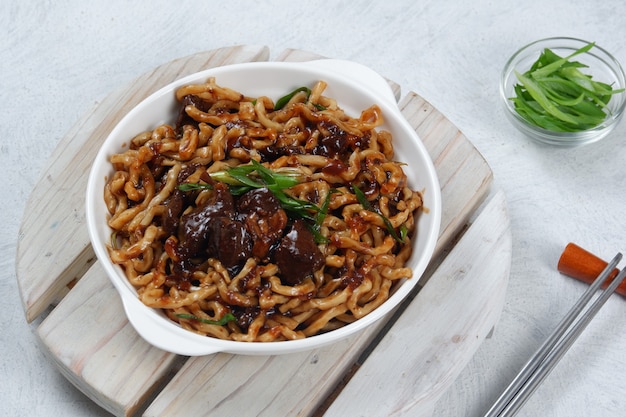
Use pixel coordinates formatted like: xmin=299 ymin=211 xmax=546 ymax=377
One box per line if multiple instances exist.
xmin=86 ymin=59 xmax=442 ymax=356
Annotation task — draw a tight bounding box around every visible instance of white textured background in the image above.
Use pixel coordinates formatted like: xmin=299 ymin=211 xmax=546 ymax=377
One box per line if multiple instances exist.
xmin=2 ymin=1 xmax=625 ymax=416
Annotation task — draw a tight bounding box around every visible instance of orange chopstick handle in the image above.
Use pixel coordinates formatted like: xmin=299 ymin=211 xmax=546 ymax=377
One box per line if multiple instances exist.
xmin=557 ymin=242 xmax=625 ymax=298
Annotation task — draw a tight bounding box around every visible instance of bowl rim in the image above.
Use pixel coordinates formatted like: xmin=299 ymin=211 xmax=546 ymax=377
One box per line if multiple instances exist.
xmin=499 ymin=36 xmax=626 ymax=144
xmin=85 ymin=59 xmax=442 ymax=356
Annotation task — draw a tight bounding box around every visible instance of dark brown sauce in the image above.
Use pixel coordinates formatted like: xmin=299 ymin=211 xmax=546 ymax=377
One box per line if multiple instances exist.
xmin=321 ymin=159 xmax=347 ymax=176
xmin=164 ymin=102 xmax=375 ymax=297
xmin=313 ymin=120 xmax=369 ymax=158
xmin=167 ymin=185 xmax=323 ymax=289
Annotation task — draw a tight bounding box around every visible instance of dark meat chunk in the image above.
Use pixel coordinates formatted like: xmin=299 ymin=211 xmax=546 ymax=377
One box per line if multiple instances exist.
xmin=176 ymin=94 xmax=213 ymax=130
xmin=312 ymin=120 xmax=369 ymax=158
xmin=177 ymin=182 xmax=235 ymax=260
xmin=206 ymin=216 xmax=252 ymax=270
xmin=162 ymin=189 xmax=184 ymax=235
xmin=237 ymin=188 xmax=288 ymax=259
xmin=273 ymin=220 xmax=325 ymax=286
xmin=161 ymin=166 xmax=202 ymax=235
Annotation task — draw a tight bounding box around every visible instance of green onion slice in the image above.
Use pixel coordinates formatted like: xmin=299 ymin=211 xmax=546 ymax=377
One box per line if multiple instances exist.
xmin=273 ymin=86 xmax=327 ymax=111
xmin=177 ymin=182 xmax=213 ymax=192
xmin=352 ymin=185 xmax=405 ymax=244
xmin=274 ymin=87 xmax=311 ymax=110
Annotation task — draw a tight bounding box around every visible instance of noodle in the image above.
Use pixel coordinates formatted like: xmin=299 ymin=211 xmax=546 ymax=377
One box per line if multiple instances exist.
xmin=103 ymin=77 xmax=423 ymax=342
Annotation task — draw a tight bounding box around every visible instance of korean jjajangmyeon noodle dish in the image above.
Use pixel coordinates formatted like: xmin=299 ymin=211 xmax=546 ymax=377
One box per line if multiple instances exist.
xmin=103 ymin=78 xmax=423 ymax=342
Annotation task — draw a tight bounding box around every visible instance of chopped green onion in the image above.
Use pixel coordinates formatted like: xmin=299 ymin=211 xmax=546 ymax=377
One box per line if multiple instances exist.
xmin=178 ymin=182 xmax=213 ymax=192
xmin=310 ymin=189 xmax=340 ymax=244
xmin=209 ymin=161 xmax=301 ymax=190
xmin=182 ymin=160 xmax=321 ymax=221
xmin=352 ymin=185 xmax=405 ymax=244
xmin=248 ymin=160 xmax=300 ymax=189
xmin=176 ymin=312 xmax=237 ymax=326
xmin=273 ymin=86 xmax=327 ymax=111
xmin=220 ymin=164 xmax=266 ymax=189
xmin=399 ymin=224 xmax=408 ymax=242
xmin=514 ymin=70 xmax=580 ymax=125
xmin=110 ymin=231 xmax=120 ymax=249
xmin=510 ymin=41 xmax=624 ymax=132
xmin=529 ymin=42 xmax=594 ymax=78
xmin=274 ymin=87 xmax=311 ymax=110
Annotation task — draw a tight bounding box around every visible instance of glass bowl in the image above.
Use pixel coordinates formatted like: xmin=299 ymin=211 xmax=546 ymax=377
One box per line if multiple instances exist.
xmin=500 ymin=37 xmax=626 ymax=146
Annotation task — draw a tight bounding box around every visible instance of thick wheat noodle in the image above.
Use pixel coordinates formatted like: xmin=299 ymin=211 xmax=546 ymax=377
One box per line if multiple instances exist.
xmin=124 ymin=264 xmax=154 ymax=286
xmin=255 ymin=99 xmax=284 ymax=132
xmin=210 ymin=124 xmax=227 ymax=161
xmin=174 ymin=82 xmax=244 ymax=102
xmin=130 ymin=246 xmax=154 ymax=272
xmin=350 ymin=279 xmax=391 ymax=319
xmin=103 ymin=77 xmax=423 ymax=342
xmin=302 ymin=305 xmax=349 ymax=336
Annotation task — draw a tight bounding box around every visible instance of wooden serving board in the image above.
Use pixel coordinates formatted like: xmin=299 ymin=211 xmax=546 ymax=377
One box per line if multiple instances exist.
xmin=17 ymin=45 xmax=511 ymax=417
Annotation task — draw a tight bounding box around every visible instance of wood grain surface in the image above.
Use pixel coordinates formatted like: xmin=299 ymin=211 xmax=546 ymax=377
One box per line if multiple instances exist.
xmin=17 ymin=46 xmax=510 ymax=417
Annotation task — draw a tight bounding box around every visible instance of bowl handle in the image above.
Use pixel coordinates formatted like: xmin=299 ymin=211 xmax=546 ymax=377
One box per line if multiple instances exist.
xmin=121 ymin=295 xmax=224 ymax=356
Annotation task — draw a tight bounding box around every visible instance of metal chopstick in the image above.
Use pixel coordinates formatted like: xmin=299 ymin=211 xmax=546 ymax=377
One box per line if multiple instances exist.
xmin=484 ymin=252 xmax=626 ymax=417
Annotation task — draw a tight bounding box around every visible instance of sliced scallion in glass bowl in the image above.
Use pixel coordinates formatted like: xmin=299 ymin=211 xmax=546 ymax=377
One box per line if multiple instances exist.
xmin=500 ymin=37 xmax=626 ymax=146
